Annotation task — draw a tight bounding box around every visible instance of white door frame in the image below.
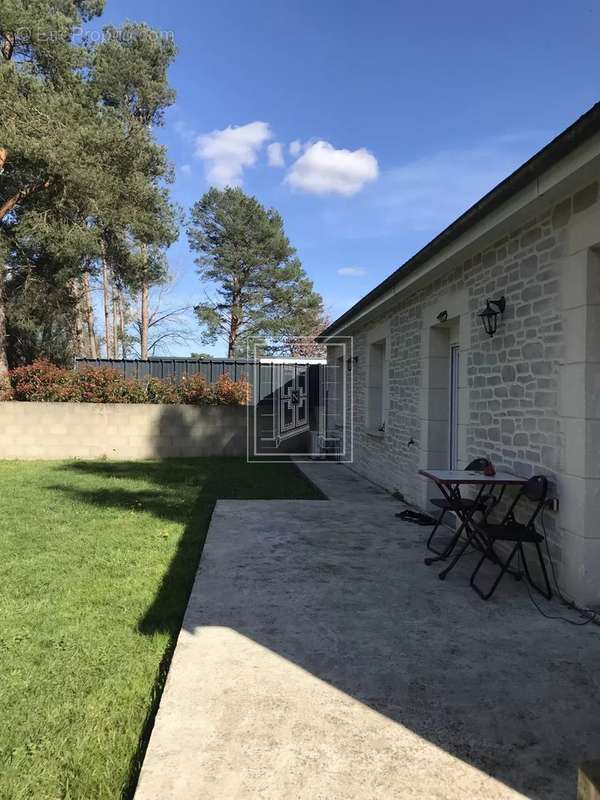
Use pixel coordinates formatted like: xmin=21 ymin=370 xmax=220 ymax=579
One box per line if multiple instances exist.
xmin=449 ymin=343 xmax=460 ymax=469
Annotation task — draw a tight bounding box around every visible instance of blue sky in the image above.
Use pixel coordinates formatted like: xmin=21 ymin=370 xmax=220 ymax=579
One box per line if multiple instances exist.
xmin=99 ymin=0 xmax=600 ymax=355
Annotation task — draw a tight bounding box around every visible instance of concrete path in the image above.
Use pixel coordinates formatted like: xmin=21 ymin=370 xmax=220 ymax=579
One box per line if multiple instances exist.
xmin=297 ymin=460 xmax=399 ymax=505
xmin=135 ymin=463 xmax=600 ymax=800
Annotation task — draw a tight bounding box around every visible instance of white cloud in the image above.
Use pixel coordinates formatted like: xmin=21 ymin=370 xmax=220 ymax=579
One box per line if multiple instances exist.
xmin=195 ymin=121 xmax=272 ymax=187
xmin=180 ymin=163 xmax=192 ymax=176
xmin=286 ymin=140 xmax=379 ymax=196
xmin=267 ymin=142 xmax=285 ymax=167
xmin=289 ymin=140 xmax=302 ymax=157
xmin=337 ymin=266 xmax=367 ymax=277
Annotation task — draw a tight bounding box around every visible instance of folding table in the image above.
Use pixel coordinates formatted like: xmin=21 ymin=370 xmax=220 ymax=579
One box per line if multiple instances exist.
xmin=418 ymin=469 xmax=527 ymax=580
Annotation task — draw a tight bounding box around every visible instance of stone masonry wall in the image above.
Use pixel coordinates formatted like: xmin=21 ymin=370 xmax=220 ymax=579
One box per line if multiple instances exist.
xmin=343 ymin=180 xmax=600 ymax=573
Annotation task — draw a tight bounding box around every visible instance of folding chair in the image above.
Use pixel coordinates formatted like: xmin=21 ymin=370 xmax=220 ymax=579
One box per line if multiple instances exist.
xmin=470 ymin=475 xmax=552 ymax=601
xmin=425 ymin=457 xmax=491 ymax=558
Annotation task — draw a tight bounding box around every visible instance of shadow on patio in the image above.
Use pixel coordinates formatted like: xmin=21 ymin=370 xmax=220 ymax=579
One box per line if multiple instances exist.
xmin=135 ymin=485 xmax=600 ymax=800
xmin=49 ymin=456 xmax=325 ymax=800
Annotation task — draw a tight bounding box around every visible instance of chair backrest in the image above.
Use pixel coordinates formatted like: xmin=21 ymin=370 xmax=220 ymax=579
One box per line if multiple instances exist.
xmin=505 ymin=474 xmax=548 ymax=527
xmin=523 ymin=475 xmax=548 ymax=503
xmin=466 ymin=457 xmax=490 ymax=472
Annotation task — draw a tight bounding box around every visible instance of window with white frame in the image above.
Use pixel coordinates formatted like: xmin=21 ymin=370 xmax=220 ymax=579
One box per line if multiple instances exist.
xmin=367 ymin=338 xmax=388 ymax=433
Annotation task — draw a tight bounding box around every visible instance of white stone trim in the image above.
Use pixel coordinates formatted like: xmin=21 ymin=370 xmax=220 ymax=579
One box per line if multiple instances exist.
xmin=365 ymin=320 xmax=390 ymax=436
xmin=419 ymin=289 xmax=470 ymax=506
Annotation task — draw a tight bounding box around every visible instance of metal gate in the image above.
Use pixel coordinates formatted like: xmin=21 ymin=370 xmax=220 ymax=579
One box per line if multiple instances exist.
xmin=254 ymin=361 xmax=319 ymax=455
xmin=278 ymin=363 xmax=308 ymax=436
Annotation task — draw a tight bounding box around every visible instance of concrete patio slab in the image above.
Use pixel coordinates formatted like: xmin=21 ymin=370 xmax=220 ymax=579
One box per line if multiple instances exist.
xmin=134 ymin=464 xmax=600 ymax=800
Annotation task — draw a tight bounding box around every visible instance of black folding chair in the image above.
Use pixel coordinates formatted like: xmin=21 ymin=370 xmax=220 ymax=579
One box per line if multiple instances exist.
xmin=470 ymin=475 xmax=552 ymax=601
xmin=425 ymin=458 xmax=491 ymax=560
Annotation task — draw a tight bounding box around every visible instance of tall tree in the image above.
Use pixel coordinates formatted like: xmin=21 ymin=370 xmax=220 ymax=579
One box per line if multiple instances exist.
xmin=187 ymin=187 xmax=324 ymax=357
xmin=0 ymin=0 xmax=106 ymax=370
xmin=283 ymin=310 xmax=331 ymax=358
xmin=0 ymin=2 xmax=114 ymax=228
xmin=0 ymin=8 xmax=179 ymax=368
xmin=81 ymin=272 xmax=98 ymax=358
xmin=131 ymin=243 xmax=169 ymax=359
xmin=90 ymin=22 xmax=179 ymax=359
xmin=130 ymin=272 xmax=194 ymax=357
xmin=91 ymin=22 xmax=176 ymax=128
xmin=128 ymin=192 xmax=179 ymax=359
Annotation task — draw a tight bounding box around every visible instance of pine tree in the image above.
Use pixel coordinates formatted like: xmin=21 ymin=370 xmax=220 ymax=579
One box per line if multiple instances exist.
xmin=0 ymin=7 xmax=179 ymax=368
xmin=187 ymin=187 xmax=324 ymax=357
xmin=90 ymin=22 xmax=179 ymax=359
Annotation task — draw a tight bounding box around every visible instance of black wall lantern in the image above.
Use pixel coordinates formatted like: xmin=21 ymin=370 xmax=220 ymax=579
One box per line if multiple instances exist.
xmin=478 ymin=296 xmax=506 ymax=337
xmin=436 ymin=310 xmax=448 ymax=323
xmin=346 ymin=355 xmax=358 ymax=372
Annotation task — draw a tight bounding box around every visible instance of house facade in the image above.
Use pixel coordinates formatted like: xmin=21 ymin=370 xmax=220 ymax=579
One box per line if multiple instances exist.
xmin=322 ymin=103 xmax=600 ymax=607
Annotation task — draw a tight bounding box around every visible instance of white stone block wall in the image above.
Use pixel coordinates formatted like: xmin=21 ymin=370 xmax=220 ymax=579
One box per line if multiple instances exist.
xmin=333 ymin=178 xmax=600 ymax=604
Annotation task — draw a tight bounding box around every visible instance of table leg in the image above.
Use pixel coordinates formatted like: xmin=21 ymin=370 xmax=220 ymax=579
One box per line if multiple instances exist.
xmin=424 ymin=482 xmax=484 ymax=566
xmin=438 ymin=522 xmax=480 ymax=580
xmin=437 ymin=484 xmax=522 ymax=581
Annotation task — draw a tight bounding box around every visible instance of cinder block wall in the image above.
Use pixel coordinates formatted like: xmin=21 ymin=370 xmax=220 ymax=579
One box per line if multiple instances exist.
xmin=0 ymin=403 xmax=248 ymax=460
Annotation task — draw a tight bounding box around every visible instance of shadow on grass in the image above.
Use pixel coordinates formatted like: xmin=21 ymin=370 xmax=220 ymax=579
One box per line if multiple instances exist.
xmin=46 ymin=459 xmax=600 ymax=800
xmin=50 ymin=457 xmax=324 ymax=799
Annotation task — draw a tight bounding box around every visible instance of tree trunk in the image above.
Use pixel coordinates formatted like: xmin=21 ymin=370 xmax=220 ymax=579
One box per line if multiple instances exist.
xmin=0 ymin=263 xmax=8 ymax=374
xmin=72 ymin=279 xmax=85 ymax=358
xmin=1 ymin=33 xmax=15 ymax=61
xmin=0 ymin=179 xmax=50 ymax=222
xmin=82 ymin=273 xmax=98 ymax=359
xmin=140 ymin=277 xmax=149 ymax=359
xmin=228 ymin=287 xmax=241 ymax=358
xmin=227 ymin=322 xmax=237 ymax=358
xmin=111 ymin=279 xmax=118 ymax=359
xmin=119 ymin=290 xmax=126 ymax=358
xmin=74 ymin=307 xmax=85 ymax=357
xmin=101 ymin=247 xmax=112 ymax=358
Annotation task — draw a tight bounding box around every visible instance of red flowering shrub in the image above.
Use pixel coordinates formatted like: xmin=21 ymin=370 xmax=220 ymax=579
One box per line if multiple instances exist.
xmin=6 ymin=362 xmax=251 ymax=405
xmin=72 ymin=367 xmax=146 ymax=403
xmin=145 ymin=376 xmax=180 ymax=404
xmin=10 ymin=360 xmax=80 ymax=402
xmin=178 ymin=373 xmax=212 ymax=405
xmin=211 ymin=374 xmax=250 ymax=405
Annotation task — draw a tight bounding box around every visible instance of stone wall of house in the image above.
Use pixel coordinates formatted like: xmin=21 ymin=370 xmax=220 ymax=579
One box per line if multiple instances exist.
xmin=339 ymin=179 xmax=600 ymax=578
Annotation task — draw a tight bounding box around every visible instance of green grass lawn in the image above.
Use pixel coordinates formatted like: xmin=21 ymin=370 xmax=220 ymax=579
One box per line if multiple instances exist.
xmin=0 ymin=457 xmax=323 ymax=800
